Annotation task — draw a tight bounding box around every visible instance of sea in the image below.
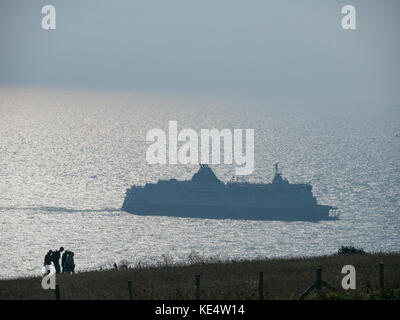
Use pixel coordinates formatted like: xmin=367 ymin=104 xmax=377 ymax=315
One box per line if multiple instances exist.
xmin=0 ymin=87 xmax=399 ymax=279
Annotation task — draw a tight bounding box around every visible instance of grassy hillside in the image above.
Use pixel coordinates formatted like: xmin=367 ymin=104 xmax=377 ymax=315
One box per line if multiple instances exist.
xmin=1 ymin=253 xmax=399 ymax=300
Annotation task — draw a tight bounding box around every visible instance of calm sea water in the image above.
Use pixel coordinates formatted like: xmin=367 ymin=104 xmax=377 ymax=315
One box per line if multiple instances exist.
xmin=0 ymin=87 xmax=399 ymax=279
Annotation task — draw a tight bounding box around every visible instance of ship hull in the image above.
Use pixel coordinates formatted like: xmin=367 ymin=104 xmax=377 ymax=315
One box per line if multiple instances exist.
xmin=122 ymin=202 xmax=336 ymax=221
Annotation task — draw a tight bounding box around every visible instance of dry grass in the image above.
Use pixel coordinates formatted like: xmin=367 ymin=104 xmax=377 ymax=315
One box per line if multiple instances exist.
xmin=0 ymin=253 xmax=399 ymax=300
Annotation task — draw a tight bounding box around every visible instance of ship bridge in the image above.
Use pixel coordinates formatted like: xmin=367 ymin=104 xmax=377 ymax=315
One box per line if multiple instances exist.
xmin=191 ymin=164 xmax=223 ymax=184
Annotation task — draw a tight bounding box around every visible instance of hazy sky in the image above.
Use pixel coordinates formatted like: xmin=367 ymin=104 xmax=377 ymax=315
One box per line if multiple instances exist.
xmin=0 ymin=0 xmax=399 ymax=107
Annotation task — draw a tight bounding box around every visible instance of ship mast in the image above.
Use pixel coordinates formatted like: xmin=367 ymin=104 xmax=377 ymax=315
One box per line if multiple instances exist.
xmin=274 ymin=163 xmax=279 ymax=175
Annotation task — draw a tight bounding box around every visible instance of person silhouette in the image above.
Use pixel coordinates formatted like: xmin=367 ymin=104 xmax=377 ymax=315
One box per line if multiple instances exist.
xmin=63 ymin=251 xmax=75 ymax=274
xmin=67 ymin=252 xmax=75 ymax=273
xmin=43 ymin=250 xmax=53 ymax=275
xmin=61 ymin=250 xmax=68 ymax=273
xmin=52 ymin=247 xmax=64 ymax=274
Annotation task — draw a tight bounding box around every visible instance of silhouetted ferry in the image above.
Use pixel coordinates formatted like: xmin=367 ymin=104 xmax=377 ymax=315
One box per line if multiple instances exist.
xmin=122 ymin=164 xmax=338 ymax=221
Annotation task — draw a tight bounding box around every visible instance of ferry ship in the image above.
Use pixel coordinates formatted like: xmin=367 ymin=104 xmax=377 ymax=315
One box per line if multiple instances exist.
xmin=122 ymin=164 xmax=338 ymax=221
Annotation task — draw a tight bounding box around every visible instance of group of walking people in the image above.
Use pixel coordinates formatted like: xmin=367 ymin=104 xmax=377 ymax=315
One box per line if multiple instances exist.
xmin=44 ymin=247 xmax=75 ymax=274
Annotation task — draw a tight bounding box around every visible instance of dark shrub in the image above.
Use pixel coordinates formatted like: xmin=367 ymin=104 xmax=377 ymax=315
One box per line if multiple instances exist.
xmin=338 ymin=246 xmax=366 ymax=255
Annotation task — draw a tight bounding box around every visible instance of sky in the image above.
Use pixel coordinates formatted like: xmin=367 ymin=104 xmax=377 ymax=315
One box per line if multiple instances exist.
xmin=0 ymin=0 xmax=399 ymax=108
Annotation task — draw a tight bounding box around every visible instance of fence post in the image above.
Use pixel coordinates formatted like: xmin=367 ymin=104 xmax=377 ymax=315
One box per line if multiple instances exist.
xmin=55 ymin=284 xmax=60 ymax=300
xmin=379 ymin=262 xmax=385 ymax=299
xmin=195 ymin=275 xmax=200 ymax=300
xmin=258 ymin=272 xmax=264 ymax=300
xmin=316 ymin=267 xmax=322 ymax=291
xmin=128 ymin=280 xmax=133 ymax=300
